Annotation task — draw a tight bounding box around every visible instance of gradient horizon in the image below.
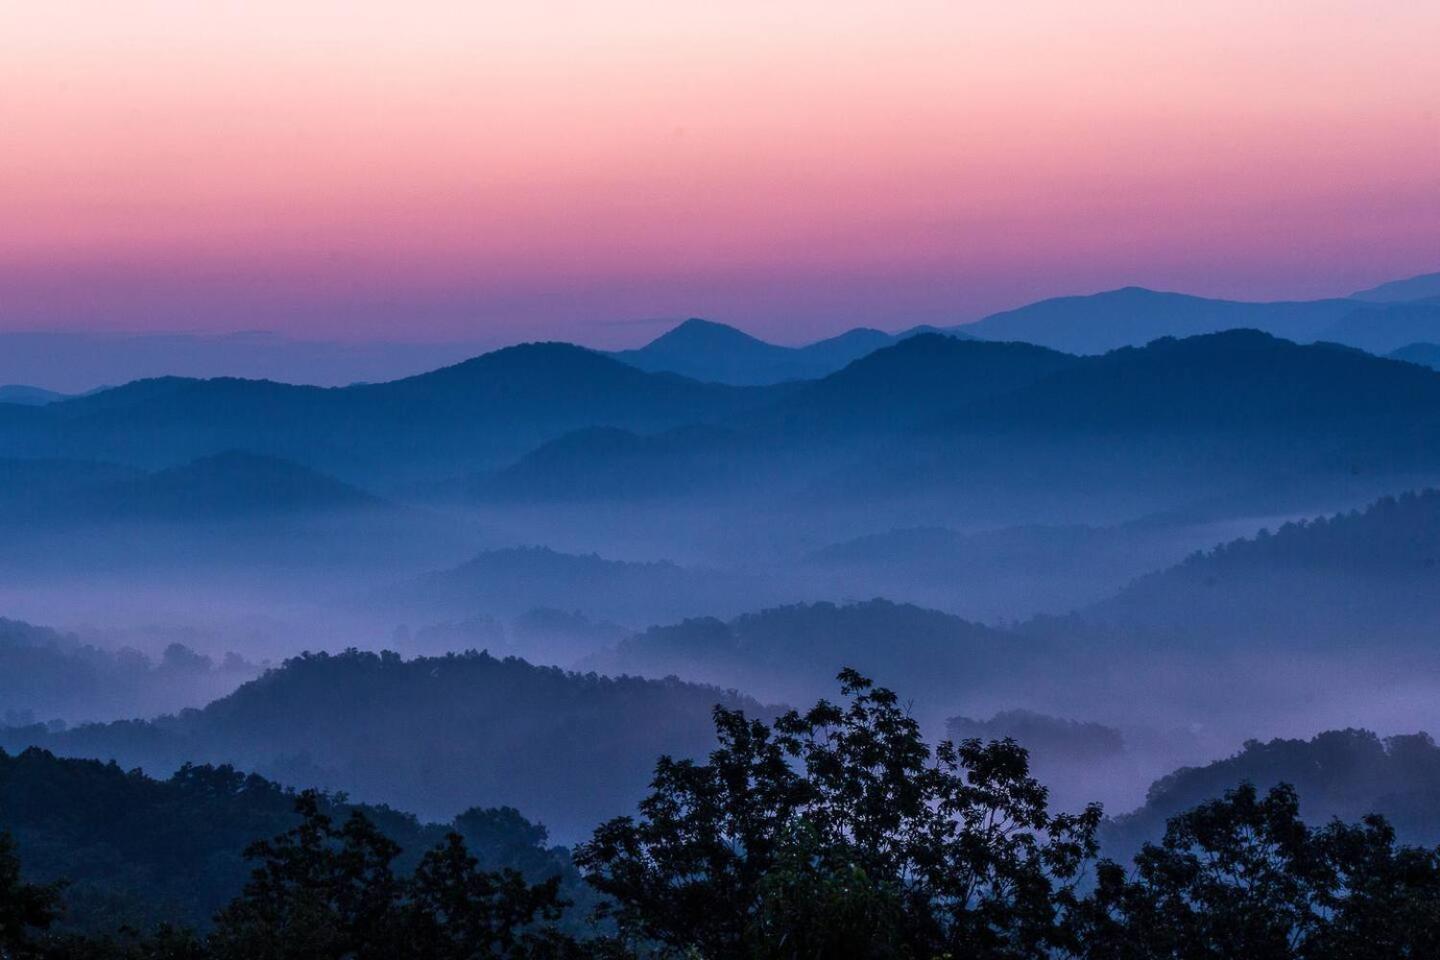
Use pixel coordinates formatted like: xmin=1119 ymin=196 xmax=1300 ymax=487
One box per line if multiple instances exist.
xmin=2 ymin=1 xmax=1438 ymax=347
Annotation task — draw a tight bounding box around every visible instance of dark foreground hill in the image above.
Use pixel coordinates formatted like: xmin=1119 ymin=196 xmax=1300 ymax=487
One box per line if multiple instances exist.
xmin=0 ymin=746 xmax=584 ymax=933
xmin=0 ymin=649 xmax=768 ymax=841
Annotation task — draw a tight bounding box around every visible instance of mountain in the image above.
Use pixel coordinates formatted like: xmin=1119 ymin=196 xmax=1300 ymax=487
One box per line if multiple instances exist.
xmin=0 ymin=385 xmax=68 ymax=406
xmin=821 ymin=330 xmax=1440 ymax=524
xmin=467 ymin=332 xmax=1440 ymax=518
xmin=584 ymin=598 xmax=1025 ymax=711
xmin=1391 ymin=342 xmax=1440 ymax=370
xmin=0 ymin=746 xmax=584 ymax=933
xmin=468 ymin=335 xmax=1076 ymax=503
xmin=1318 ymin=302 xmax=1440 ymax=353
xmin=609 ymin=318 xmax=915 ymax=385
xmin=371 ymin=545 xmax=768 ymax=627
xmin=92 ymin=451 xmax=382 ymax=521
xmin=960 ymin=287 xmax=1360 ymax=353
xmin=742 ymin=333 xmax=1078 ymax=437
xmin=1081 ymin=490 xmax=1440 ymax=645
xmin=0 ymin=451 xmax=382 ymax=526
xmin=475 ymin=424 xmax=753 ymax=501
xmin=1349 ymin=270 xmax=1440 ymax=303
xmin=0 ymin=330 xmax=495 ymax=394
xmin=0 ymin=649 xmax=768 ymax=842
xmin=945 ymin=330 xmax=1440 ymax=437
xmin=0 ymin=343 xmax=784 ymax=485
xmin=1104 ymin=729 xmax=1440 ymax=854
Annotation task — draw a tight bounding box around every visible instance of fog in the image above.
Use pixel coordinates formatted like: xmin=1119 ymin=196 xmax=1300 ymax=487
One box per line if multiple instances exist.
xmin=5 ymin=329 xmax=1440 ymax=848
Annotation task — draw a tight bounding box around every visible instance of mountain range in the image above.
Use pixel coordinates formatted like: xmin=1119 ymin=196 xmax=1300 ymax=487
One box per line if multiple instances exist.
xmin=0 ymin=343 xmax=790 ymax=486
xmin=607 ymin=318 xmax=924 ymax=385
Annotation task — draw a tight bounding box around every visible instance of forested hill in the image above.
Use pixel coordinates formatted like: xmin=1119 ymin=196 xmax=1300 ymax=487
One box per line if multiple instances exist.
xmin=1083 ymin=489 xmax=1440 ymax=644
xmin=0 ymin=746 xmax=584 ymax=933
xmin=1103 ymin=729 xmax=1440 ymax=855
xmin=585 ymin=599 xmax=1024 ymax=709
xmin=0 ymin=649 xmax=770 ymax=841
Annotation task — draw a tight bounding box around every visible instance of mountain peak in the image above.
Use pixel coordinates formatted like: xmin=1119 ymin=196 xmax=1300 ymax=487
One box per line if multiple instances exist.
xmin=646 ymin=318 xmax=770 ymax=349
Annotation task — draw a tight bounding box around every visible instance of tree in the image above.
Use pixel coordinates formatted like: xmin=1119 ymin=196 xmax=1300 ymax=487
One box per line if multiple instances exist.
xmin=0 ymin=831 xmax=62 ymax=960
xmin=1067 ymin=782 xmax=1440 ymax=959
xmin=208 ymin=791 xmax=406 ymax=959
xmin=206 ymin=791 xmax=588 ymax=960
xmin=576 ymin=669 xmax=1101 ymax=959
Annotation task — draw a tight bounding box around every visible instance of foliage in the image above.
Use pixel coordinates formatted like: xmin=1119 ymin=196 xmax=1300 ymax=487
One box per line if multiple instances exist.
xmin=207 ymin=792 xmax=583 ymax=960
xmin=1 ymin=830 xmax=63 ymax=959
xmin=7 ymin=671 xmax=1440 ymax=958
xmin=576 ymin=668 xmax=1102 ymax=959
xmin=0 ymin=747 xmax=585 ymax=936
xmin=1070 ymin=782 xmax=1440 ymax=959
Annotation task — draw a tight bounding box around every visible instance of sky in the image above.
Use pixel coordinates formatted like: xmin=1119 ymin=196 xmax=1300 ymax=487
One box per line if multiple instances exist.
xmin=2 ymin=1 xmax=1438 ymax=347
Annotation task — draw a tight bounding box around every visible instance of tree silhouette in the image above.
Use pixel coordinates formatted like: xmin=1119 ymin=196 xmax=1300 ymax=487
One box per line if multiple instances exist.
xmin=1068 ymin=782 xmax=1440 ymax=959
xmin=577 ymin=669 xmax=1102 ymax=959
xmin=0 ymin=831 xmax=62 ymax=959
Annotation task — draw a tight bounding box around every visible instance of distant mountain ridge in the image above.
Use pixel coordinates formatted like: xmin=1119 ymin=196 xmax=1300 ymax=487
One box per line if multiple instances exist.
xmin=0 ymin=342 xmax=788 ymax=485
xmin=1319 ymin=302 xmax=1440 ymax=353
xmin=960 ymin=287 xmax=1361 ymax=354
xmin=1349 ymin=270 xmax=1440 ymax=303
xmin=608 ymin=317 xmax=967 ymax=385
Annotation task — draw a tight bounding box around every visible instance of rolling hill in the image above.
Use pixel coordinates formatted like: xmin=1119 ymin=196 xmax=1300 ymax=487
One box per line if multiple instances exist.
xmin=1080 ymin=489 xmax=1440 ymax=645
xmin=741 ymin=333 xmax=1078 ymax=437
xmin=0 ymin=649 xmax=767 ymax=842
xmin=584 ymin=598 xmax=1026 ymax=711
xmin=1318 ymin=302 xmax=1440 ymax=353
xmin=0 ymin=746 xmax=585 ymax=933
xmin=942 ymin=330 xmax=1440 ymax=437
xmin=0 ymin=451 xmax=383 ymax=526
xmin=1104 ymin=729 xmax=1440 ymax=854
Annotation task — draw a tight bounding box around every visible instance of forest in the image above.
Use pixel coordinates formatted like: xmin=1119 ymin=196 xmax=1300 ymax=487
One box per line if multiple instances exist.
xmin=4 ymin=671 xmax=1440 ymax=959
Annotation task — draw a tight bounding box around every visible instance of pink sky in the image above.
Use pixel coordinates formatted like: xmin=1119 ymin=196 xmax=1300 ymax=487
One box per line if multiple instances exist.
xmin=2 ymin=1 xmax=1438 ymax=346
